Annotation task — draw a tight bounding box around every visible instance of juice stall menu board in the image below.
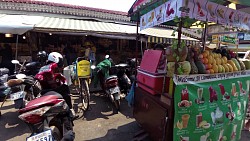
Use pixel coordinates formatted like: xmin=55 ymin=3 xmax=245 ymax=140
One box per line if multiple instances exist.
xmin=173 ymin=71 xmax=250 ymax=141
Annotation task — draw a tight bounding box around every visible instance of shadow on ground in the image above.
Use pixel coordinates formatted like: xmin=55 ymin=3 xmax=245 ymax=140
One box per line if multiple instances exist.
xmin=0 ymin=111 xmax=30 ymax=140
xmin=81 ymin=92 xmax=134 ymax=121
xmin=85 ymin=121 xmax=152 ymax=141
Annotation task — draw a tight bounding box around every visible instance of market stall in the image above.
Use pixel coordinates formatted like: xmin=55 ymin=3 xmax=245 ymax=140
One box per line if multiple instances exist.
xmin=129 ymin=0 xmax=250 ymax=141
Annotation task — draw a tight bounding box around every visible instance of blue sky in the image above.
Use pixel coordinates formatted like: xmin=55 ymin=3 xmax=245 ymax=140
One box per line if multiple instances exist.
xmin=36 ymin=0 xmax=135 ymax=12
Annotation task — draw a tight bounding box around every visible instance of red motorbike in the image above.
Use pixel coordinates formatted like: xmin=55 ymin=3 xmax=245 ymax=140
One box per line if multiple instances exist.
xmin=18 ymin=90 xmax=74 ymax=141
xmin=18 ymin=71 xmax=74 ymax=141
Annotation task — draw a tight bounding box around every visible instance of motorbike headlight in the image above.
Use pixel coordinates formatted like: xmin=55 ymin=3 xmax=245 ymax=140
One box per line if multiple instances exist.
xmin=91 ymin=65 xmax=96 ymax=70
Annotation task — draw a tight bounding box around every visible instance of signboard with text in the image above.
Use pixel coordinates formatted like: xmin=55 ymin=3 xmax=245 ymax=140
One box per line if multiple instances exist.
xmin=173 ymin=71 xmax=250 ymax=141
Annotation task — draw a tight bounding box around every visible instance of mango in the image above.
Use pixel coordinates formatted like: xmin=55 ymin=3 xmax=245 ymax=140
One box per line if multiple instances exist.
xmin=231 ymin=58 xmax=241 ymax=71
xmin=212 ymin=64 xmax=219 ymax=73
xmin=227 ymin=63 xmax=234 ymax=72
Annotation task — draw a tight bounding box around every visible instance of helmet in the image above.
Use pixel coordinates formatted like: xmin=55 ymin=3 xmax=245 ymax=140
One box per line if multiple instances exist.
xmin=47 ymin=52 xmax=63 ymax=67
xmin=37 ymin=51 xmax=47 ymax=59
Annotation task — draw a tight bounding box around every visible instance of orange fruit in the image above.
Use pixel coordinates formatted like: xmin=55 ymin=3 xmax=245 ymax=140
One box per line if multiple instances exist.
xmin=199 ymin=54 xmax=203 ymax=59
xmin=201 ymin=58 xmax=205 ymax=64
xmin=202 ymin=52 xmax=208 ymax=58
xmin=203 ymin=58 xmax=209 ymax=64
xmin=208 ymin=64 xmax=212 ymax=69
xmin=206 ymin=69 xmax=210 ymax=74
xmin=209 ymin=69 xmax=215 ymax=74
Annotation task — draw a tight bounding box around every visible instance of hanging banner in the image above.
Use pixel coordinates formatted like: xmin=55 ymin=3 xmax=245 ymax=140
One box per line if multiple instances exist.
xmin=140 ymin=14 xmax=147 ymax=30
xmin=215 ymin=5 xmax=228 ymax=25
xmin=155 ymin=3 xmax=166 ymax=25
xmin=193 ymin=0 xmax=208 ymax=21
xmin=163 ymin=0 xmax=178 ymax=23
xmin=225 ymin=8 xmax=236 ymax=26
xmin=206 ymin=1 xmax=218 ymax=23
xmin=179 ymin=0 xmax=195 ymax=19
xmin=233 ymin=11 xmax=245 ymax=29
xmin=139 ymin=0 xmax=250 ymax=31
xmin=173 ymin=71 xmax=250 ymax=141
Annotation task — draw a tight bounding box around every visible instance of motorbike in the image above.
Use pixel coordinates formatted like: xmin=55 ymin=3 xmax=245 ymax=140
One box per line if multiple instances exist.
xmin=11 ymin=60 xmax=42 ymax=76
xmin=0 ymin=68 xmax=10 ymax=116
xmin=18 ymin=65 xmax=75 ymax=141
xmin=0 ymin=73 xmax=40 ymax=110
xmin=92 ymin=55 xmax=121 ymax=111
xmin=18 ymin=91 xmax=74 ymax=141
xmin=111 ymin=63 xmax=131 ymax=95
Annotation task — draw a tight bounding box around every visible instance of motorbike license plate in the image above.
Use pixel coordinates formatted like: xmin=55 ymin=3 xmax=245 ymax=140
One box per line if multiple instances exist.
xmin=110 ymin=87 xmax=120 ymax=94
xmin=10 ymin=91 xmax=25 ymax=101
xmin=26 ymin=130 xmax=53 ymax=141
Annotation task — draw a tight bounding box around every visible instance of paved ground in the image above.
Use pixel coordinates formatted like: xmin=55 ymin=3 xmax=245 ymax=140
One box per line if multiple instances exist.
xmin=0 ymin=89 xmax=250 ymax=141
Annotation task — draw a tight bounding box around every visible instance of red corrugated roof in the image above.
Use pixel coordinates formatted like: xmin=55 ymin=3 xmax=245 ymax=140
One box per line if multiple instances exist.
xmin=1 ymin=0 xmax=128 ymax=15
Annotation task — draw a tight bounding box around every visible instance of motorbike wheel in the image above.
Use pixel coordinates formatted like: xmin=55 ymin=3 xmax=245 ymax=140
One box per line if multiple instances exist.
xmin=114 ymin=99 xmax=120 ymax=111
xmin=50 ymin=125 xmax=62 ymax=141
xmin=80 ymin=79 xmax=90 ymax=111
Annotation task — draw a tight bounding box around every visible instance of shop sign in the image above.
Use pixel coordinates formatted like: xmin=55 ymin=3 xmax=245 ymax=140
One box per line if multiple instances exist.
xmin=173 ymin=71 xmax=250 ymax=141
xmin=211 ymin=35 xmax=219 ymax=43
xmin=238 ymin=33 xmax=250 ymax=41
xmin=220 ymin=35 xmax=238 ymax=45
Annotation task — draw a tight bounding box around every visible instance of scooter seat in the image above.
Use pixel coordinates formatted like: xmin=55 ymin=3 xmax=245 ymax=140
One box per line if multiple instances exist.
xmin=105 ymin=75 xmax=118 ymax=82
xmin=19 ymin=91 xmax=63 ymax=114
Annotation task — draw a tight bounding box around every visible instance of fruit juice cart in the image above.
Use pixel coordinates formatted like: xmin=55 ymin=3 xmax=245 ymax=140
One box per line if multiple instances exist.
xmin=128 ymin=0 xmax=250 ymax=141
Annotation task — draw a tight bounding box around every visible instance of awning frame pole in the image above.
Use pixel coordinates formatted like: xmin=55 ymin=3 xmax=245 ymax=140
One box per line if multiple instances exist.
xmin=15 ymin=35 xmax=19 ymax=71
xmin=135 ymin=12 xmax=139 ymax=76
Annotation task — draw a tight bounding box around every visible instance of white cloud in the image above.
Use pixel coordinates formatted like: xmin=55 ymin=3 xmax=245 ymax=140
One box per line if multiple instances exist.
xmin=35 ymin=0 xmax=134 ymax=12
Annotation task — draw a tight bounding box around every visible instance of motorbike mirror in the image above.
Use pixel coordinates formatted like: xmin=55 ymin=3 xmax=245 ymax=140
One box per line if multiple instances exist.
xmin=11 ymin=60 xmax=20 ymax=64
xmin=91 ymin=65 xmax=96 ymax=70
xmin=105 ymin=55 xmax=109 ymax=59
xmin=16 ymin=73 xmax=26 ymax=79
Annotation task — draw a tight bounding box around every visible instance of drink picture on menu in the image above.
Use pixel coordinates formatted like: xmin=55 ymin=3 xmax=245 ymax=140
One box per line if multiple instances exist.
xmin=231 ymin=83 xmax=238 ymax=97
xmin=195 ymin=87 xmax=205 ymax=104
xmin=238 ymin=81 xmax=246 ymax=95
xmin=176 ymin=114 xmax=190 ymax=130
xmin=226 ymin=104 xmax=235 ymax=121
xmin=211 ymin=107 xmax=224 ymax=125
xmin=209 ymin=86 xmax=218 ymax=103
xmin=196 ymin=112 xmax=210 ymax=129
xmin=218 ymin=129 xmax=227 ymax=141
xmin=218 ymin=83 xmax=230 ymax=100
xmin=200 ymin=132 xmax=211 ymax=141
xmin=178 ymin=87 xmax=192 ymax=108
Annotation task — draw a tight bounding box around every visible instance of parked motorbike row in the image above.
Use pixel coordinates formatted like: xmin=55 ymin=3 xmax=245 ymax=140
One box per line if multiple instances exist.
xmin=0 ymin=52 xmax=135 ymax=141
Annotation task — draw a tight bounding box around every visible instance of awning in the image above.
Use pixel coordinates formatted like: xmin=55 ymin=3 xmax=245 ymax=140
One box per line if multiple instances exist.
xmin=0 ymin=14 xmax=43 ymax=35
xmin=34 ymin=16 xmax=139 ymax=40
xmin=34 ymin=16 xmax=200 ymax=42
xmin=140 ymin=27 xmax=200 ymax=44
